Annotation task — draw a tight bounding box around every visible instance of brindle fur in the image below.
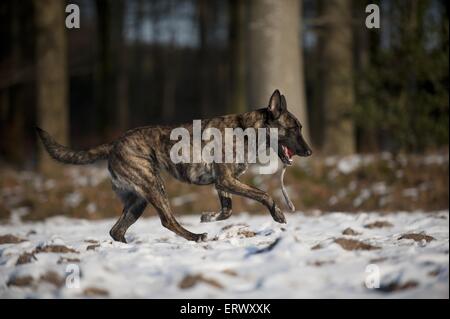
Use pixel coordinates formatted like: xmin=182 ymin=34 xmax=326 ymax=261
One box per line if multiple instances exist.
xmin=36 ymin=90 xmax=312 ymax=242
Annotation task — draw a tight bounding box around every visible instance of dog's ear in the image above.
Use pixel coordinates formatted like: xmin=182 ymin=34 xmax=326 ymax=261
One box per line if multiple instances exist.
xmin=267 ymin=89 xmax=285 ymax=120
xmin=281 ymin=95 xmax=288 ymax=110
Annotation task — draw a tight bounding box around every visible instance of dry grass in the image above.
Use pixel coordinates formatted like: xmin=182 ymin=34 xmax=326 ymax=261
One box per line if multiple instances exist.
xmin=342 ymin=228 xmax=361 ymax=236
xmin=7 ymin=275 xmax=34 ymax=287
xmin=86 ymin=244 xmax=100 ymax=251
xmin=57 ymin=257 xmax=80 ymax=264
xmin=0 ymin=234 xmax=27 ymax=244
xmin=378 ymin=280 xmax=419 ymax=293
xmin=334 ymin=238 xmax=380 ymax=251
xmin=33 ymin=245 xmax=79 ymax=254
xmin=398 ymin=233 xmax=435 ymax=243
xmin=178 ymin=274 xmax=224 ymax=290
xmin=364 ymin=221 xmax=393 ymax=229
xmin=0 ymin=151 xmax=448 ymax=221
xmin=7 ymin=271 xmax=65 ymax=288
xmin=83 ymin=287 xmax=109 ymax=297
xmin=16 ymin=252 xmax=37 ymax=265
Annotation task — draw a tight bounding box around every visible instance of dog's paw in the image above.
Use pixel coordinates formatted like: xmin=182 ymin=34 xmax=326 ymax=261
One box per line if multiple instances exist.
xmin=271 ymin=205 xmax=287 ymax=224
xmin=110 ymin=230 xmax=127 ymax=243
xmin=201 ymin=211 xmax=232 ymax=223
xmin=195 ymin=232 xmax=208 ymax=242
xmin=200 ymin=212 xmax=218 ymax=223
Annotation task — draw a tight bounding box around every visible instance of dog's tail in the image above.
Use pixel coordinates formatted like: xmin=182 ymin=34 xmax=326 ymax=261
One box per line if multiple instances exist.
xmin=35 ymin=127 xmax=113 ymax=165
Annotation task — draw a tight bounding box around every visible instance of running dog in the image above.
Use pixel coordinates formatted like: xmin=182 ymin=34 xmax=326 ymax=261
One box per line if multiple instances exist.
xmin=36 ymin=90 xmax=312 ymax=242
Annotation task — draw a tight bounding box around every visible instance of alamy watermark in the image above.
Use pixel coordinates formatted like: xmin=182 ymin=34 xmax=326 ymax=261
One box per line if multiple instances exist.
xmin=65 ymin=3 xmax=380 ymax=30
xmin=65 ymin=264 xmax=80 ymax=289
xmin=65 ymin=4 xmax=80 ymax=29
xmin=365 ymin=4 xmax=380 ymax=29
xmin=365 ymin=264 xmax=381 ymax=289
xmin=170 ymin=120 xmax=280 ymax=174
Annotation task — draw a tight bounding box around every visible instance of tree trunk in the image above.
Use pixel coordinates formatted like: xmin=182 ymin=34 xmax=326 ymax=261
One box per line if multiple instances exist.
xmin=354 ymin=0 xmax=378 ymax=153
xmin=161 ymin=1 xmax=179 ymax=123
xmin=94 ymin=0 xmax=128 ymax=136
xmin=0 ymin=1 xmax=26 ymax=165
xmin=115 ymin=0 xmax=128 ymax=132
xmin=321 ymin=0 xmax=355 ymax=155
xmin=247 ymin=0 xmax=310 ymax=141
xmin=161 ymin=43 xmax=179 ymax=123
xmin=34 ymin=0 xmax=69 ymax=174
xmin=228 ymin=0 xmax=247 ymax=114
xmin=197 ymin=0 xmax=212 ymax=118
xmin=95 ymin=0 xmax=113 ymax=139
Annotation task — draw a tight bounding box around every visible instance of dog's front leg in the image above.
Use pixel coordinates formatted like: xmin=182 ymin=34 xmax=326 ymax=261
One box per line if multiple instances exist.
xmin=214 ymin=167 xmax=286 ymax=224
xmin=201 ymin=190 xmax=232 ymax=223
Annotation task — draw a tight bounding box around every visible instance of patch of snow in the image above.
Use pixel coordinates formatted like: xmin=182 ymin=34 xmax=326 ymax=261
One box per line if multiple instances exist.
xmin=324 ymin=156 xmax=337 ymax=167
xmin=403 ymin=188 xmax=419 ymax=199
xmin=44 ymin=179 xmax=56 ymax=190
xmin=328 ymin=196 xmax=339 ymax=206
xmin=348 ymin=181 xmax=358 ymax=192
xmin=66 ymin=166 xmax=109 ymax=187
xmin=353 ymin=189 xmax=372 ymax=207
xmin=171 ymin=194 xmax=197 ymax=207
xmin=372 ymin=182 xmax=389 ymax=196
xmin=86 ymin=203 xmax=97 ymax=215
xmin=0 ymin=211 xmax=448 ymax=298
xmin=397 ymin=154 xmax=408 ymax=167
xmin=381 ymin=152 xmax=392 ymax=161
xmin=337 ymin=189 xmax=348 ymax=198
xmin=423 ymin=154 xmax=449 ymax=166
xmin=9 ymin=207 xmax=30 ymax=225
xmin=336 ymin=155 xmax=375 ymax=175
xmin=378 ymin=196 xmax=391 ymax=207
xmin=274 ymin=186 xmax=296 ymax=203
xmin=64 ymin=192 xmax=83 ymax=208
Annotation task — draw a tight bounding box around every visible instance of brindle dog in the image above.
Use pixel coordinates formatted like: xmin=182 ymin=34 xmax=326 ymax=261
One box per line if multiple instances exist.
xmin=36 ymin=90 xmax=312 ymax=242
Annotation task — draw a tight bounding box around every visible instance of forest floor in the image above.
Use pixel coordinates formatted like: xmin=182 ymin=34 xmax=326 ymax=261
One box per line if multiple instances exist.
xmin=0 ymin=211 xmax=448 ymax=298
xmin=0 ymin=151 xmax=448 ymax=298
xmin=0 ymin=150 xmax=448 ymax=221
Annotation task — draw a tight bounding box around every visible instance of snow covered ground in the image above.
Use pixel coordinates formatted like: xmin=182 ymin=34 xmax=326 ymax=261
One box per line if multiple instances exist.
xmin=0 ymin=211 xmax=448 ymax=298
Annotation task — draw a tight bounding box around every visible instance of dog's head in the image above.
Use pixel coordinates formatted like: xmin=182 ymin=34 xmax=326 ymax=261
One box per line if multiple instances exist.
xmin=264 ymin=89 xmax=312 ymax=165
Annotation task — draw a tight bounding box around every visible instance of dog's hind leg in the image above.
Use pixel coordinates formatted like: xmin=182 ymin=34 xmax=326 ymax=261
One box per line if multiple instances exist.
xmin=110 ymin=155 xmax=207 ymax=242
xmin=145 ymin=176 xmax=208 ymax=241
xmin=140 ymin=174 xmax=207 ymax=242
xmin=128 ymin=166 xmax=207 ymax=242
xmin=110 ymin=190 xmax=147 ymax=243
xmin=200 ymin=190 xmax=232 ymax=223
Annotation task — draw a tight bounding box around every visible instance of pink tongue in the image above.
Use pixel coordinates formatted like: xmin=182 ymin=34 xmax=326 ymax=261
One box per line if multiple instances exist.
xmin=286 ymin=147 xmax=294 ymax=158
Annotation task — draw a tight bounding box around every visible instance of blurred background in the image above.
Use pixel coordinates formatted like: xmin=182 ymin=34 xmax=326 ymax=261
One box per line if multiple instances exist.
xmin=0 ymin=0 xmax=448 ymax=221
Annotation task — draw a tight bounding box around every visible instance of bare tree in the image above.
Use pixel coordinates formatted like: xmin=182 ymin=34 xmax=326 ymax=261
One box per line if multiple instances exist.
xmin=228 ymin=0 xmax=247 ymax=114
xmin=197 ymin=0 xmax=213 ymax=118
xmin=34 ymin=0 xmax=69 ymax=173
xmin=115 ymin=0 xmax=129 ymax=132
xmin=247 ymin=0 xmax=310 ymax=141
xmin=321 ymin=0 xmax=355 ymax=155
xmin=354 ymin=0 xmax=378 ymax=152
xmin=161 ymin=1 xmax=180 ymax=123
xmin=95 ymin=0 xmax=114 ymax=138
xmin=94 ymin=0 xmax=129 ymax=134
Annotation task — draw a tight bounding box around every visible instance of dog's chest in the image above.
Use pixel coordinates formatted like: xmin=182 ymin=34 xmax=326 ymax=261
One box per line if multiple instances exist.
xmin=169 ymin=162 xmax=248 ymax=185
xmin=191 ymin=162 xmax=248 ymax=184
xmin=186 ymin=163 xmax=216 ymax=185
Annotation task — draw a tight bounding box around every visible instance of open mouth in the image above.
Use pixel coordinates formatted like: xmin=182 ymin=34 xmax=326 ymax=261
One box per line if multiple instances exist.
xmin=280 ymin=144 xmax=295 ymax=165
